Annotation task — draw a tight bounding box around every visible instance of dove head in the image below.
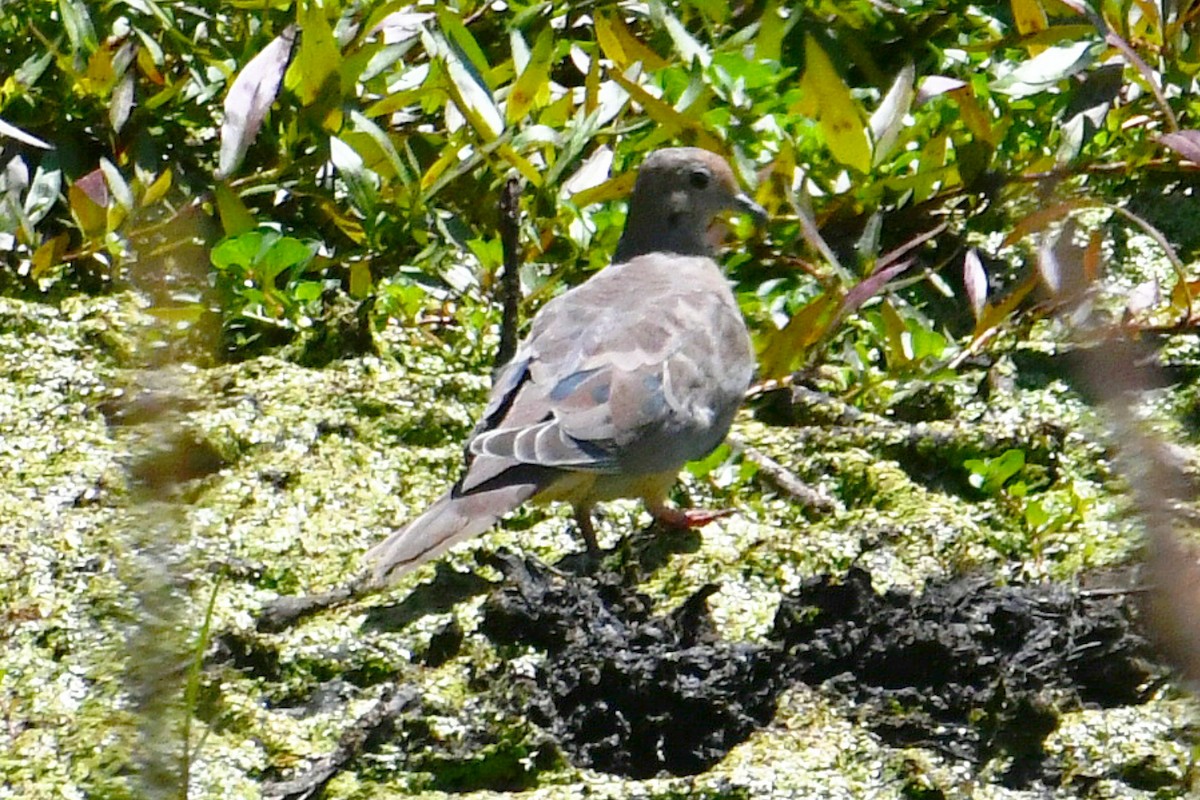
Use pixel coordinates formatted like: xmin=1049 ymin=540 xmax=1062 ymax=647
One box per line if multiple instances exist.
xmin=613 ymin=147 xmax=766 ymax=263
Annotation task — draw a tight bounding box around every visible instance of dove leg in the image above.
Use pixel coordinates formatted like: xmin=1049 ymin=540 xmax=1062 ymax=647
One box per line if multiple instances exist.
xmin=649 ymin=504 xmax=734 ymax=529
xmin=574 ymin=505 xmax=600 ymax=556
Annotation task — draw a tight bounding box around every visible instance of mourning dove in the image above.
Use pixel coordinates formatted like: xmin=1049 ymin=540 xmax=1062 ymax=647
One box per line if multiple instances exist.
xmin=367 ymin=147 xmax=764 ymax=585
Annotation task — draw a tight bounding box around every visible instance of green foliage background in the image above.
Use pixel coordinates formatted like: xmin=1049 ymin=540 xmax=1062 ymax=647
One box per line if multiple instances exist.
xmin=6 ymin=0 xmax=1199 ymax=378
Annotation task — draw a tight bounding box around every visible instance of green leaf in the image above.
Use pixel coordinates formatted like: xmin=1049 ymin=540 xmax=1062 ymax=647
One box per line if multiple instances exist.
xmin=348 ymin=110 xmax=415 ymax=187
xmin=436 ymin=7 xmax=491 ymax=78
xmin=211 ymin=231 xmax=265 ymax=270
xmin=965 ymin=449 xmax=1026 ymax=495
xmin=58 ymin=0 xmax=98 ymax=55
xmin=293 ymin=280 xmax=325 ymax=302
xmin=260 ymin=236 xmax=313 ymax=280
xmin=757 ymin=291 xmax=839 ymax=380
xmin=214 ymin=182 xmax=257 ymax=236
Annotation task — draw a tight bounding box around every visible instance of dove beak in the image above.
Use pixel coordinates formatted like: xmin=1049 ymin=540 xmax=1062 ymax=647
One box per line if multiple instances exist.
xmin=733 ymin=192 xmax=767 ymax=225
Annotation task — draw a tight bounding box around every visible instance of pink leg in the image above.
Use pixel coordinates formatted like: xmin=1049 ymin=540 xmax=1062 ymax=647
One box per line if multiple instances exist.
xmin=650 ymin=505 xmax=734 ymax=530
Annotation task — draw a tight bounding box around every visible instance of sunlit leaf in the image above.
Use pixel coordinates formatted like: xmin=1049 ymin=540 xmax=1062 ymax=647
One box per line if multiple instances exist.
xmin=796 ymin=36 xmax=870 ymax=173
xmin=212 ymin=231 xmax=265 ymax=270
xmin=654 ymin=1 xmax=711 ymax=67
xmin=23 ymin=164 xmax=61 ymax=225
xmin=869 ymin=64 xmax=914 ymax=166
xmin=963 ymin=248 xmax=988 ymax=320
xmin=594 ymin=12 xmax=668 ymax=71
xmin=562 ymin=147 xmax=613 ymax=196
xmin=507 ymin=28 xmax=554 ymax=124
xmin=69 ymin=169 xmax=107 ymax=236
xmin=916 ymin=75 xmax=967 ymax=104
xmin=82 ymin=43 xmax=115 ymax=94
xmin=99 ymin=157 xmax=133 ymax=212
xmin=349 ymin=260 xmax=372 ymax=298
xmin=217 ymin=26 xmax=296 ymax=179
xmin=879 ymin=300 xmax=912 ymax=366
xmin=31 ymin=232 xmax=69 ymax=280
xmin=289 ymin=0 xmax=340 ymax=109
xmin=992 ymin=39 xmax=1101 ymax=97
xmin=1159 ymin=130 xmax=1200 ymax=163
xmin=1012 ymin=0 xmax=1049 ymax=53
xmin=436 ymin=7 xmax=491 ymax=77
xmin=843 ymin=258 xmax=914 ymax=316
xmin=260 ymin=236 xmax=313 ymax=280
xmin=348 ymin=110 xmax=414 ymax=187
xmin=0 ymin=118 xmax=52 ymax=150
xmin=495 ymin=144 xmax=543 ymax=187
xmin=754 ymin=0 xmax=796 ymax=61
xmin=611 ymin=68 xmax=718 ymax=150
xmin=974 ymin=273 xmax=1038 ymax=338
xmin=58 ymin=0 xmax=98 ymax=55
xmin=110 ymin=71 xmax=135 ymax=132
xmin=570 ymin=170 xmax=636 ymax=208
xmin=757 ymin=291 xmax=839 ymax=380
xmin=141 ymin=168 xmax=173 ymax=207
xmin=949 ymin=84 xmax=995 ymax=146
xmin=331 ymin=136 xmax=380 ymax=217
xmin=427 ymin=28 xmax=504 ymax=140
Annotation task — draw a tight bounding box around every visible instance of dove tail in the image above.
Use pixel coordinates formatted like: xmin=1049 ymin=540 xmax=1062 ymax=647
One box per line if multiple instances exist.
xmin=365 ymin=481 xmax=539 ymax=586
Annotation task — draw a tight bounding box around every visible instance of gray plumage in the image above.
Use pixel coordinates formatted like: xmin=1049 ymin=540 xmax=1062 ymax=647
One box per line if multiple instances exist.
xmin=366 ymin=147 xmax=764 ymax=585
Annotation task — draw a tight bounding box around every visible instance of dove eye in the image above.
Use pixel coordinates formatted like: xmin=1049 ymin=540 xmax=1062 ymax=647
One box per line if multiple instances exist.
xmin=689 ymin=169 xmax=710 ymax=189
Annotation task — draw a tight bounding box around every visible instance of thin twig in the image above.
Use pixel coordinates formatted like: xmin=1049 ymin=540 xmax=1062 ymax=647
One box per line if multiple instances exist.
xmin=496 ymin=175 xmax=522 ymax=370
xmin=262 ymin=684 xmax=422 ymax=800
xmin=727 ymin=433 xmax=836 ymax=513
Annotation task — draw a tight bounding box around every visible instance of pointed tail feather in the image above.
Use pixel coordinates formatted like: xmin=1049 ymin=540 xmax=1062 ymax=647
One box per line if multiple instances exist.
xmin=365 ymin=482 xmax=539 ymax=586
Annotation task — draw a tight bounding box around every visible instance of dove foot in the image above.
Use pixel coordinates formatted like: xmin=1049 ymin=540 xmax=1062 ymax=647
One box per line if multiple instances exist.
xmin=651 ymin=506 xmax=734 ymax=529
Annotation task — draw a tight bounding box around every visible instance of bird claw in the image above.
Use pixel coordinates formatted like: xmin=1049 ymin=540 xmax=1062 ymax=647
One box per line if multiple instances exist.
xmin=652 ymin=507 xmax=734 ymax=530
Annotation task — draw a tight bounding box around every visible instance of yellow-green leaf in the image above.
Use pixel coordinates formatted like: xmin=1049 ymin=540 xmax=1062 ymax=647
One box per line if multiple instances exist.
xmin=610 ymin=69 xmax=718 ymax=150
xmin=142 ymin=168 xmax=173 ymax=206
xmin=288 ymin=0 xmax=340 ymax=107
xmin=754 ymin=0 xmax=795 ymax=62
xmin=349 ymin=260 xmax=372 ymax=298
xmin=757 ymin=291 xmax=839 ymax=380
xmin=796 ymin=36 xmax=870 ymax=173
xmin=594 ymin=12 xmax=668 ymax=71
xmin=496 ymin=144 xmax=543 ymax=188
xmin=570 ymin=171 xmax=635 ymax=208
xmin=31 ymin=233 xmax=69 ymax=280
xmin=1012 ymin=0 xmax=1048 ymax=38
xmin=507 ymin=28 xmax=554 ymax=124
